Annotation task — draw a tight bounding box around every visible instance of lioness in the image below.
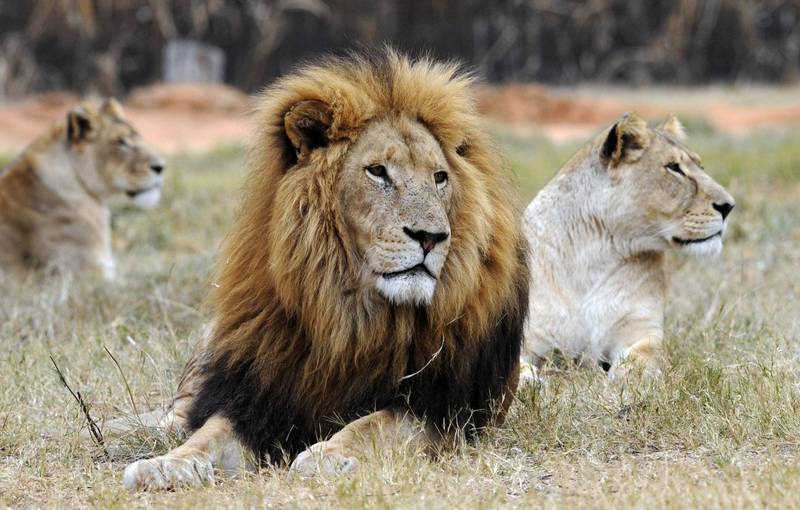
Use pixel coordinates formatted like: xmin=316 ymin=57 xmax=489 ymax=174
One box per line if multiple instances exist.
xmin=0 ymin=99 xmax=164 ymax=279
xmin=521 ymin=113 xmax=734 ymax=381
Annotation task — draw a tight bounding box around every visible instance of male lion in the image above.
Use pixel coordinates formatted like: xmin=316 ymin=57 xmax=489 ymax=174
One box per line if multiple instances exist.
xmin=122 ymin=50 xmax=528 ymax=491
xmin=520 ymin=113 xmax=734 ymax=382
xmin=0 ymin=99 xmax=164 ymax=279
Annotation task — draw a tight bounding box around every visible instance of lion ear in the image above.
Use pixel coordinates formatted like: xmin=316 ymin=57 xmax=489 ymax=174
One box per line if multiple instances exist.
xmin=284 ymin=100 xmax=332 ymax=161
xmin=600 ymin=112 xmax=651 ymax=167
xmin=66 ymin=104 xmax=95 ymax=145
xmin=659 ymin=115 xmax=686 ymax=141
xmin=101 ymin=97 xmax=125 ymax=118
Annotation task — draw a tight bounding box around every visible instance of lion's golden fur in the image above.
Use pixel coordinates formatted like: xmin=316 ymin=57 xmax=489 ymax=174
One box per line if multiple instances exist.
xmin=208 ymin=50 xmax=525 ymax=389
xmin=118 ymin=51 xmax=529 ymax=489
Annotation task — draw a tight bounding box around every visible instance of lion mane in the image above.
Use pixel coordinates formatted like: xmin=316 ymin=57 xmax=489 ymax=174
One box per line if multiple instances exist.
xmin=187 ymin=49 xmax=529 ymax=462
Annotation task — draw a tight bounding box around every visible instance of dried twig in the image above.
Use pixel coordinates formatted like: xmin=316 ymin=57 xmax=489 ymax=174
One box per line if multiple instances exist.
xmin=49 ymin=355 xmax=107 ymax=454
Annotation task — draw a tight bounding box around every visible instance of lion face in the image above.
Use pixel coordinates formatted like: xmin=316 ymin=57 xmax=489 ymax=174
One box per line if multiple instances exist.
xmin=603 ymin=114 xmax=735 ymax=257
xmin=66 ymin=99 xmax=164 ymax=208
xmin=339 ymin=117 xmax=453 ymax=305
xmin=259 ymin=55 xmax=521 ymax=329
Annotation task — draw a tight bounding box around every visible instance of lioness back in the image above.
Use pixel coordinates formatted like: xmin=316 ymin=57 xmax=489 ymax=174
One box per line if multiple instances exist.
xmin=0 ymin=99 xmax=165 ymax=279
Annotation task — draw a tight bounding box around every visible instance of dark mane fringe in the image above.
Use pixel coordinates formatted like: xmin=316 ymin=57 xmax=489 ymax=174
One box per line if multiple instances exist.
xmin=189 ymin=48 xmax=528 ymax=460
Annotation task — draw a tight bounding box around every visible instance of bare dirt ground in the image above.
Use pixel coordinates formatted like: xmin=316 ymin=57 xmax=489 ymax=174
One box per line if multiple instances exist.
xmin=475 ymin=83 xmax=800 ymax=142
xmin=1 ymin=82 xmax=799 ymax=154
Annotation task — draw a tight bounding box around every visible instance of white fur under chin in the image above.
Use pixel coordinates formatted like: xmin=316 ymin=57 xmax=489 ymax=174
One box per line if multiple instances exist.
xmin=132 ymin=187 xmax=162 ymax=209
xmin=376 ymin=273 xmax=436 ymax=305
xmin=681 ymin=236 xmax=723 ymax=257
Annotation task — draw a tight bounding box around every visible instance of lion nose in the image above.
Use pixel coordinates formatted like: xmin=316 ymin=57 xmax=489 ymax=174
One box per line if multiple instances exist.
xmin=403 ymin=227 xmax=449 ymax=255
xmin=150 ymin=163 xmax=164 ymax=175
xmin=713 ymin=201 xmax=734 ymax=220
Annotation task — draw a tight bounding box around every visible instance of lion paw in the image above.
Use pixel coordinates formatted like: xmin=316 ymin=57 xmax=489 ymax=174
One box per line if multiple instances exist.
xmin=518 ymin=359 xmax=541 ymax=386
xmin=122 ymin=455 xmax=214 ymax=491
xmin=609 ymin=356 xmax=662 ymax=384
xmin=290 ymin=443 xmax=359 ymax=477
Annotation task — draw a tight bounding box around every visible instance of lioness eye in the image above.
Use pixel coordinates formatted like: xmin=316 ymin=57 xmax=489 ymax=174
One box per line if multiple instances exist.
xmin=666 ymin=162 xmax=685 ymax=176
xmin=434 ymin=171 xmax=448 ymax=185
xmin=117 ymin=138 xmax=128 ymax=147
xmin=365 ymin=164 xmax=387 ymax=179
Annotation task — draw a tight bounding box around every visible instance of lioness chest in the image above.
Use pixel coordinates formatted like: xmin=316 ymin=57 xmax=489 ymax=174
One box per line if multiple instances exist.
xmin=522 ymin=190 xmax=665 ymax=368
xmin=524 ymin=267 xmax=664 ymax=365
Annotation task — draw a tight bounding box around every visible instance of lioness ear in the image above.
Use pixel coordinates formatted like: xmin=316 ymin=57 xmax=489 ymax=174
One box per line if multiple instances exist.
xmin=66 ymin=105 xmax=94 ymax=145
xmin=284 ymin=100 xmax=332 ymax=161
xmin=600 ymin=112 xmax=651 ymax=167
xmin=101 ymin=97 xmax=125 ymax=118
xmin=659 ymin=115 xmax=686 ymax=141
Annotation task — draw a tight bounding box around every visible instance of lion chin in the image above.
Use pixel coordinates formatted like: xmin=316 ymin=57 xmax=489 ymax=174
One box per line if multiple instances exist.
xmin=376 ymin=271 xmax=437 ymax=305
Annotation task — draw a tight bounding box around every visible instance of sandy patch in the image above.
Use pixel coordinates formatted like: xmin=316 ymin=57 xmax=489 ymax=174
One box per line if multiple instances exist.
xmin=0 ymin=82 xmax=799 ymax=154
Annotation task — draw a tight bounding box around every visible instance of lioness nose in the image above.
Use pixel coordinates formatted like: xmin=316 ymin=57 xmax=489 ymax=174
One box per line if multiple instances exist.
xmin=403 ymin=227 xmax=449 ymax=255
xmin=713 ymin=201 xmax=734 ymax=220
xmin=150 ymin=163 xmax=164 ymax=175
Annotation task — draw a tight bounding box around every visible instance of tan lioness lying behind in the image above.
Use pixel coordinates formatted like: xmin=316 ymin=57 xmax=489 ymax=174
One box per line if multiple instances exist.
xmin=0 ymin=99 xmax=164 ymax=279
xmin=521 ymin=113 xmax=735 ymax=382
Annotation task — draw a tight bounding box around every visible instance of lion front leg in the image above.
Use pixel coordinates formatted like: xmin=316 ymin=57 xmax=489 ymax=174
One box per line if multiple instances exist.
xmin=610 ymin=336 xmax=664 ymax=382
xmin=290 ymin=409 xmax=432 ymax=476
xmin=519 ymin=331 xmax=553 ymax=387
xmin=518 ymin=354 xmax=545 ymax=387
xmin=123 ymin=414 xmax=247 ymax=491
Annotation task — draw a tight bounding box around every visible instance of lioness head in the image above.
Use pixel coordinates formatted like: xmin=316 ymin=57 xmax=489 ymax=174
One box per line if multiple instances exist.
xmin=66 ymin=99 xmax=164 ymax=208
xmin=600 ymin=113 xmax=735 ymax=256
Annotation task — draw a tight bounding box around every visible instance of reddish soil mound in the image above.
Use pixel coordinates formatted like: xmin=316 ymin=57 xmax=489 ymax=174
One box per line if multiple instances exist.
xmin=476 ymin=84 xmax=625 ymax=125
xmin=0 ymin=83 xmax=799 ymax=155
xmin=0 ymin=84 xmax=252 ymax=154
xmin=126 ymin=83 xmax=250 ymax=114
xmin=0 ymin=92 xmax=80 ymax=153
xmin=122 ymin=83 xmax=252 ymax=152
xmin=476 ymin=83 xmax=800 ymax=140
xmin=475 ymin=83 xmax=667 ymax=142
xmin=706 ymin=103 xmax=800 ymax=135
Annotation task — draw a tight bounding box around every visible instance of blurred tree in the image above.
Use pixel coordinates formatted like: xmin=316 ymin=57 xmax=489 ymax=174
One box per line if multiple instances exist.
xmin=0 ymin=0 xmax=798 ymax=99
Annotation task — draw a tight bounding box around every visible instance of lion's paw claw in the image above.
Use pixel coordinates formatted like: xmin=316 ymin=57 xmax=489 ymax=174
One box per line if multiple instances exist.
xmin=123 ymin=455 xmax=214 ymax=491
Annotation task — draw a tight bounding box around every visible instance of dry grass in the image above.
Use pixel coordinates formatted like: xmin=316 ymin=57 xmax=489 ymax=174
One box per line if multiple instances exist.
xmin=1 ymin=128 xmax=799 ymax=508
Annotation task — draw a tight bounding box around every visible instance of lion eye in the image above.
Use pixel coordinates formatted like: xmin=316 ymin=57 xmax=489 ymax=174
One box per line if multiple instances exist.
xmin=666 ymin=162 xmax=685 ymax=176
xmin=434 ymin=171 xmax=448 ymax=186
xmin=117 ymin=138 xmax=128 ymax=147
xmin=365 ymin=164 xmax=388 ymax=180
